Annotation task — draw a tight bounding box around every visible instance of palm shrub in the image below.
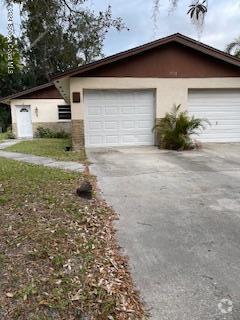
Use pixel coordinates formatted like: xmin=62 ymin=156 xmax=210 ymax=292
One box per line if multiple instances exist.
xmin=153 ymin=104 xmax=208 ymax=150
xmin=226 ymin=37 xmax=240 ymax=58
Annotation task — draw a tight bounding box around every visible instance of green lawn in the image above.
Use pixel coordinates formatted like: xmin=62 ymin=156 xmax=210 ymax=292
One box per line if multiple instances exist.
xmin=4 ymin=138 xmax=86 ymax=162
xmin=0 ymin=158 xmax=145 ymax=320
xmin=0 ymin=132 xmax=8 ymax=140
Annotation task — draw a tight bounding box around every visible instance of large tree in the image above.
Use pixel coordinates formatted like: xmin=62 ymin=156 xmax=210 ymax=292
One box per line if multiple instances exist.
xmin=3 ymin=0 xmax=125 ymax=85
xmin=1 ymin=0 xmax=125 ymax=129
xmin=20 ymin=0 xmax=80 ymax=84
xmin=69 ymin=8 xmax=124 ymax=64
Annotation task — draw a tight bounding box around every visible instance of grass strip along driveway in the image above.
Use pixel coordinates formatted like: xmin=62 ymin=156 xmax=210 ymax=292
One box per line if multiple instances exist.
xmin=0 ymin=133 xmax=8 ymax=140
xmin=4 ymin=139 xmax=86 ymax=162
xmin=0 ymin=158 xmax=145 ymax=320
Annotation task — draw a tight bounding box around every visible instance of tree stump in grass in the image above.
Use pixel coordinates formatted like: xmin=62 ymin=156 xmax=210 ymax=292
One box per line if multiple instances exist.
xmin=76 ymin=181 xmax=92 ymax=199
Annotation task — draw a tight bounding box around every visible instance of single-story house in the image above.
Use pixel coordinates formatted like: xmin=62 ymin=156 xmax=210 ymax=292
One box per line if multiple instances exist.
xmin=0 ymin=83 xmax=71 ymax=138
xmin=1 ymin=33 xmax=240 ymax=149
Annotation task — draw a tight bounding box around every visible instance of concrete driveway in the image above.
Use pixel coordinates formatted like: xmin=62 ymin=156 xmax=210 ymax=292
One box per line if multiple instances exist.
xmin=87 ymin=144 xmax=240 ymax=320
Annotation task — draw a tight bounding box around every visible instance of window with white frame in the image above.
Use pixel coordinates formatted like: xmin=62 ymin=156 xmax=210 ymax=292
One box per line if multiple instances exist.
xmin=58 ymin=105 xmax=71 ymax=120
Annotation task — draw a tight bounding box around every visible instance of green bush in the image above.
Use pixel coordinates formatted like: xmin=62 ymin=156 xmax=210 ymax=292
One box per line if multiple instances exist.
xmin=54 ymin=130 xmax=70 ymax=139
xmin=153 ymin=104 xmax=209 ymax=150
xmin=35 ymin=127 xmax=70 ymax=139
xmin=6 ymin=127 xmax=15 ymax=139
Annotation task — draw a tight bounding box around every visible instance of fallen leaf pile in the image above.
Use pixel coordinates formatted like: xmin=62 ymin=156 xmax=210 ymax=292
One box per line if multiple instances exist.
xmin=0 ymin=158 xmax=147 ymax=319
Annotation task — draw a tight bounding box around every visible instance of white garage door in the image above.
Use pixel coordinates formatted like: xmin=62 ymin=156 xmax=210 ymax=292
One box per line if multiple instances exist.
xmin=188 ymin=90 xmax=240 ymax=142
xmin=84 ymin=90 xmax=155 ymax=147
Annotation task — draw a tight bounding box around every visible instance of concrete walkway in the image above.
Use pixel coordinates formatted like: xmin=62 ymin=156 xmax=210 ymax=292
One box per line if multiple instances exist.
xmin=0 ymin=139 xmax=19 ymax=149
xmin=0 ymin=140 xmax=85 ymax=172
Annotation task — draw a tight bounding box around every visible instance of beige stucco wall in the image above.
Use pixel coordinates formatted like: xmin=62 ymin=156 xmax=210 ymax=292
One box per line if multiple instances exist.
xmin=70 ymin=77 xmax=240 ymax=119
xmin=11 ymin=99 xmax=68 ymax=123
xmin=10 ymin=98 xmax=70 ymax=137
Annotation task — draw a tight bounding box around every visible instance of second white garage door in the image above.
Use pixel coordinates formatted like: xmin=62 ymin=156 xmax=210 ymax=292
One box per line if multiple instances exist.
xmin=188 ymin=90 xmax=240 ymax=142
xmin=84 ymin=90 xmax=155 ymax=147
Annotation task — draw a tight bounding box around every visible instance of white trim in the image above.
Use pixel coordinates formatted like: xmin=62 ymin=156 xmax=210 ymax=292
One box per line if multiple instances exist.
xmin=15 ymin=105 xmax=33 ymax=138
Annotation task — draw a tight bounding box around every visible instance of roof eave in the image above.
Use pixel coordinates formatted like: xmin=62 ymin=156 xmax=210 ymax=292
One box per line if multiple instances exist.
xmin=51 ymin=33 xmax=240 ymax=80
xmin=0 ymin=83 xmax=54 ymax=104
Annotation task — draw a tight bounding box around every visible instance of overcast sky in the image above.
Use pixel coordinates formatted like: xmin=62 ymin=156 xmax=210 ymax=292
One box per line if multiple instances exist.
xmin=1 ymin=0 xmax=240 ymax=56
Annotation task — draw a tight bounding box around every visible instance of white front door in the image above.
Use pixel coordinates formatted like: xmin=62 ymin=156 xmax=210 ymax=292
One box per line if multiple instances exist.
xmin=84 ymin=90 xmax=155 ymax=147
xmin=188 ymin=90 xmax=240 ymax=142
xmin=16 ymin=106 xmax=33 ymax=138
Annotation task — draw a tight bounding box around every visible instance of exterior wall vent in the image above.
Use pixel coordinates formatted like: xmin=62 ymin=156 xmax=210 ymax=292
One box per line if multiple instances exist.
xmin=72 ymin=92 xmax=81 ymax=103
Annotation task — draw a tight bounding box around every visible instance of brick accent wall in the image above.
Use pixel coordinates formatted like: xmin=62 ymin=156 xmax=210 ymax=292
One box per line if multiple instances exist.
xmin=32 ymin=122 xmax=72 ymax=136
xmin=71 ymin=120 xmax=84 ymax=150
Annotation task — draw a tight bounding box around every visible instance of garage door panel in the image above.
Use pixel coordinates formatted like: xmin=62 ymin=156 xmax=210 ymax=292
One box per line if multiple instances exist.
xmin=189 ymin=89 xmax=240 ymax=99
xmin=189 ymin=100 xmax=240 ymax=105
xmin=121 ymin=134 xmax=152 ymax=144
xmin=189 ymin=106 xmax=240 ymax=113
xmin=194 ymin=132 xmax=240 ymax=140
xmin=104 ymin=106 xmax=119 ymax=115
xmin=121 ymin=106 xmax=135 ymax=114
xmin=122 ymin=135 xmax=136 ymax=143
xmin=122 ymin=120 xmax=135 ymax=129
xmin=88 ymin=121 xmax=102 ymax=130
xmin=88 ymin=106 xmax=102 ymax=115
xmin=213 ymin=119 xmax=240 ymax=125
xmin=137 ymin=120 xmax=153 ymax=128
xmin=192 ymin=114 xmax=240 ymax=121
xmin=85 ymin=90 xmax=154 ymax=147
xmin=188 ymin=90 xmax=240 ymax=142
xmin=199 ymin=138 xmax=240 ymax=143
xmin=135 ymin=106 xmax=153 ymax=114
xmin=88 ymin=135 xmax=103 ymax=145
xmin=106 ymin=136 xmax=119 ymax=144
xmin=136 ymin=134 xmax=154 ymax=143
xmin=206 ymin=123 xmax=240 ymax=129
xmin=191 ymin=111 xmax=236 ymax=120
xmin=104 ymin=121 xmax=119 ymax=130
